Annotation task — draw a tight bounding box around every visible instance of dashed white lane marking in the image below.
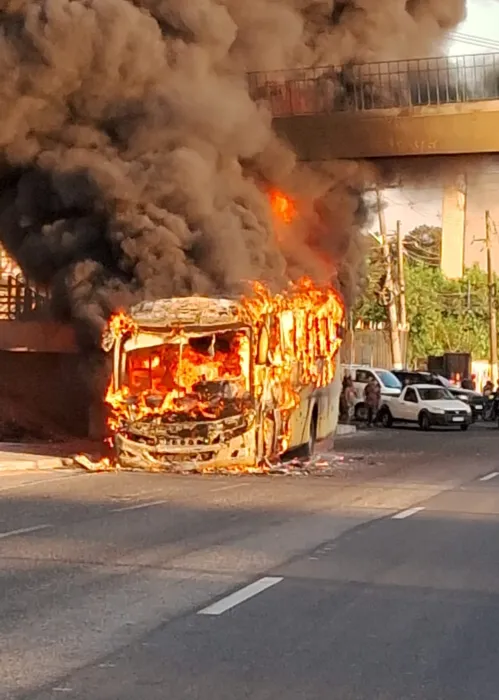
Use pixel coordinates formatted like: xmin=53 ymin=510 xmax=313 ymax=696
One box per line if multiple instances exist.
xmin=480 ymin=471 xmax=499 ymax=482
xmin=392 ymin=506 xmax=425 ymax=520
xmin=198 ymin=576 xmax=283 ymax=616
xmin=0 ymin=472 xmax=85 ymax=494
xmin=110 ymin=499 xmax=168 ymax=513
xmin=210 ymin=482 xmax=249 ymax=493
xmin=0 ymin=524 xmax=52 ymax=540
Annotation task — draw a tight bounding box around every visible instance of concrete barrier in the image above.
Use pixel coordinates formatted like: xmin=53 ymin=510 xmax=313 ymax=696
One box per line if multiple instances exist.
xmin=0 ymin=320 xmax=78 ymax=352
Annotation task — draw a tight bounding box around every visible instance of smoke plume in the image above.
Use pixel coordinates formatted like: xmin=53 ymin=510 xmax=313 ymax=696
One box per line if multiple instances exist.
xmin=0 ymin=0 xmax=466 ymax=343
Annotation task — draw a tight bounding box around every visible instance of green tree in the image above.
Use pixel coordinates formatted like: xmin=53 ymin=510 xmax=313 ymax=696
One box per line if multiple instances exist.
xmin=354 ymin=239 xmax=387 ymax=324
xmin=354 ymin=227 xmax=491 ymax=364
xmin=404 ymin=263 xmax=489 ymax=362
xmin=403 ymin=225 xmax=442 ymax=266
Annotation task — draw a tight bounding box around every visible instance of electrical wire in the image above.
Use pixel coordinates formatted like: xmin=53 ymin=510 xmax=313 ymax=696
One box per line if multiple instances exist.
xmin=403 ymin=250 xmax=440 ymax=265
xmin=382 ymin=195 xmax=442 ymax=220
xmin=403 ymin=241 xmax=440 ymax=259
xmin=404 ymin=251 xmax=440 ymax=264
xmin=449 ymin=33 xmax=499 ymax=51
xmin=449 ymin=39 xmax=499 ymax=51
xmin=449 ymin=32 xmax=499 ymax=52
xmin=402 ymin=239 xmax=439 ymax=256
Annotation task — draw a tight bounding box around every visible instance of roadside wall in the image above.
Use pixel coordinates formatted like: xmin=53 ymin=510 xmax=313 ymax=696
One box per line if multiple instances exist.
xmin=0 ymin=320 xmax=78 ymax=352
xmin=0 ymin=351 xmax=93 ymax=437
xmin=341 ymin=328 xmax=409 ymax=369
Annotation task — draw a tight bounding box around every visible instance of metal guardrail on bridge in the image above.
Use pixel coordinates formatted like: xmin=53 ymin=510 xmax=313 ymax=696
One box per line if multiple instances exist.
xmin=248 ymin=52 xmax=499 ymax=116
xmin=0 ymin=274 xmax=50 ymax=320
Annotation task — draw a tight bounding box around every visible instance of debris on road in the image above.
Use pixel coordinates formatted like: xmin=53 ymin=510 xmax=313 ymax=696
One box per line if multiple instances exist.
xmin=64 ymin=450 xmax=380 ymax=477
xmin=264 ymin=452 xmax=381 ymax=477
xmin=69 ymin=454 xmax=113 ymax=472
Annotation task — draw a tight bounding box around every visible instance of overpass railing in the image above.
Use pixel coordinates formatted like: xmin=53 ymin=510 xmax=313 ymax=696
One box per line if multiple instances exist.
xmin=248 ymin=52 xmax=499 ymax=116
xmin=0 ymin=245 xmax=51 ymax=320
xmin=0 ymin=274 xmax=50 ymax=321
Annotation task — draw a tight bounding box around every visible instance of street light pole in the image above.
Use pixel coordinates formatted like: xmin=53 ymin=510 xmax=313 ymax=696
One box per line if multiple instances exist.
xmin=486 ymin=210 xmax=498 ymax=384
xmin=377 ymin=190 xmax=403 ymax=369
xmin=396 ymin=220 xmax=407 ymax=330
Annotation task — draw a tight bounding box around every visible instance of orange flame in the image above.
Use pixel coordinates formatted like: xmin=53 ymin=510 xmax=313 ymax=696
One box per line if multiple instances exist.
xmin=270 ymin=189 xmax=297 ymax=224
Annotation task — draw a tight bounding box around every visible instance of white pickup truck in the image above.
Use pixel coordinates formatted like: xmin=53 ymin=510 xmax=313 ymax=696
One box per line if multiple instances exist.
xmin=378 ymin=384 xmax=472 ymax=431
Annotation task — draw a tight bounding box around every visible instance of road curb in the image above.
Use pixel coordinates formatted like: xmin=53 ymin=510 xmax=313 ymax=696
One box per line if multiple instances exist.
xmin=335 ymin=424 xmax=357 ymax=437
xmin=0 ymin=456 xmax=67 ymax=471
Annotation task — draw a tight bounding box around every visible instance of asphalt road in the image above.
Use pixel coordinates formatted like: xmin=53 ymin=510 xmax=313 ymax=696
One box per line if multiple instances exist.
xmin=1 ymin=422 xmax=499 ymax=699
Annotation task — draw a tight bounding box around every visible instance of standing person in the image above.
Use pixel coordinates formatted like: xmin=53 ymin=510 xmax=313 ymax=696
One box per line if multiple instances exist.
xmin=364 ymin=377 xmax=380 ymax=427
xmin=344 ymin=376 xmax=356 ymax=424
xmin=483 ymin=379 xmax=494 ymax=397
xmin=461 ymin=376 xmax=474 ymax=390
xmin=339 ymin=374 xmax=350 ymax=422
xmin=483 ymin=379 xmax=495 ymax=421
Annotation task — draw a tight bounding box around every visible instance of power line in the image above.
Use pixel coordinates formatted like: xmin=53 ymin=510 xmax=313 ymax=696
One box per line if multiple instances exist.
xmin=450 ymin=35 xmax=499 ymax=49
xmin=404 ymin=233 xmax=439 ymax=249
xmin=403 ymin=250 xmax=440 ymax=265
xmin=450 ymin=32 xmax=499 ymax=49
xmin=402 ymin=240 xmax=439 ymax=258
xmin=404 ymin=246 xmax=440 ymax=261
xmin=449 ymin=32 xmax=499 ymax=52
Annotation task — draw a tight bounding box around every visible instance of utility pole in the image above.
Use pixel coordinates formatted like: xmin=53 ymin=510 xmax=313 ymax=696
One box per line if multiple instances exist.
xmin=486 ymin=210 xmax=498 ymax=384
xmin=396 ymin=220 xmax=407 ymax=330
xmin=377 ymin=190 xmax=403 ymax=369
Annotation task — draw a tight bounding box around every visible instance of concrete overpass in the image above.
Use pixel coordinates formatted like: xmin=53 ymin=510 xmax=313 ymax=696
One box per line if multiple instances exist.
xmin=249 ymin=52 xmax=499 ymax=280
xmin=249 ymin=52 xmax=499 ymax=160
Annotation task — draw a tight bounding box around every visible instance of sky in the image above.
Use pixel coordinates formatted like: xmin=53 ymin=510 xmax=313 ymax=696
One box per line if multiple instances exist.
xmin=448 ymin=0 xmax=499 ymax=55
xmin=378 ymin=0 xmax=498 ymax=237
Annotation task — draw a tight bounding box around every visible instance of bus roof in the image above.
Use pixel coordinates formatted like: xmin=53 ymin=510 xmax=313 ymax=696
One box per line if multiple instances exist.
xmin=129 ymin=297 xmax=243 ymax=329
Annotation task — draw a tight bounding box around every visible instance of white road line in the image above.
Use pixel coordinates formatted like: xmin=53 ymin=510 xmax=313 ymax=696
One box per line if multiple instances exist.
xmin=480 ymin=471 xmax=499 ymax=482
xmin=210 ymin=482 xmax=249 ymax=493
xmin=198 ymin=576 xmax=283 ymax=616
xmin=110 ymin=499 xmax=168 ymax=513
xmin=0 ymin=472 xmax=85 ymax=494
xmin=392 ymin=506 xmax=425 ymax=520
xmin=0 ymin=524 xmax=51 ymax=540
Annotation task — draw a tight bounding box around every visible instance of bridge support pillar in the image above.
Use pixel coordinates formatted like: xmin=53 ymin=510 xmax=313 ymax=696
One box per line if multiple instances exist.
xmin=441 ymin=175 xmax=466 ymax=279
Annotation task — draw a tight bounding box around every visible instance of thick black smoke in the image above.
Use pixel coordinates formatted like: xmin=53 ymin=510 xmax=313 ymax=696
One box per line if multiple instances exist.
xmin=0 ymin=0 xmax=466 ymax=344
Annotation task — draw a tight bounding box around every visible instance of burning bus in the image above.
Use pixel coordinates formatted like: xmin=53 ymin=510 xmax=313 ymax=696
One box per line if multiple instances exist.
xmin=102 ymin=278 xmax=345 ymax=472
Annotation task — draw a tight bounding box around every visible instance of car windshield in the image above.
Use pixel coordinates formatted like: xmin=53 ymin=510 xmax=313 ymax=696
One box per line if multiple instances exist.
xmin=376 ymin=370 xmax=402 ymax=389
xmin=418 ymin=387 xmax=454 ymax=401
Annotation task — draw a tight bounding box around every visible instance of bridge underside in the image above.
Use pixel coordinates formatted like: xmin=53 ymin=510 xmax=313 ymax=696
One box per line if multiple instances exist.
xmin=273 ymin=101 xmax=499 ymax=160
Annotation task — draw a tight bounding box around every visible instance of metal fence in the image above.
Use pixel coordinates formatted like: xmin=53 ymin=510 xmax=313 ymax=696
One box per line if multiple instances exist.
xmin=248 ymin=52 xmax=499 ymax=116
xmin=0 ymin=274 xmax=50 ymax=320
xmin=341 ymin=328 xmax=408 ymax=369
xmin=0 ymin=245 xmax=50 ymax=320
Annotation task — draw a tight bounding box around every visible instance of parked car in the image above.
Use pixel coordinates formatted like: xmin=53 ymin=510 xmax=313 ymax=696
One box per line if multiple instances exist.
xmin=484 ymin=391 xmax=499 ymax=422
xmin=343 ymin=365 xmax=402 ymax=421
xmin=378 ymin=384 xmax=472 ymax=431
xmin=391 ymin=369 xmax=485 ymax=421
